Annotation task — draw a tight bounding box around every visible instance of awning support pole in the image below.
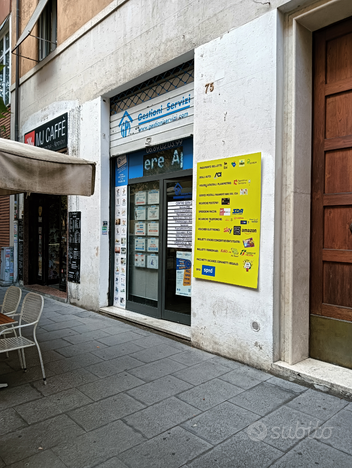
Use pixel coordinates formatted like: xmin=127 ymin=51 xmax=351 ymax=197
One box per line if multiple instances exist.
xmin=12 ymin=50 xmax=39 ymax=63
xmin=29 ymin=33 xmax=57 ymax=46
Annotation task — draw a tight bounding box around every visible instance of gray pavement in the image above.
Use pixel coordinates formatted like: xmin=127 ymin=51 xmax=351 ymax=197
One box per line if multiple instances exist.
xmin=1 ymin=287 xmax=352 ymax=467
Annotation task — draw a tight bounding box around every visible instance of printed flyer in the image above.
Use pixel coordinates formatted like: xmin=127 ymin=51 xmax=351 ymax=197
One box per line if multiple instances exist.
xmin=135 ymin=237 xmax=146 ymax=252
xmin=148 ymin=189 xmax=160 ymax=204
xmin=114 ymin=185 xmax=128 ymax=308
xmin=147 ymin=254 xmax=158 ymax=269
xmin=116 ymin=155 xmax=128 ymax=186
xmin=148 ymin=205 xmax=159 ymax=220
xmin=135 ymin=222 xmax=146 ymax=236
xmin=135 ymin=206 xmax=146 ymax=220
xmin=176 ymin=251 xmax=192 ymax=297
xmin=193 ymin=153 xmax=261 ymax=288
xmin=135 ymin=191 xmax=147 ymax=205
xmin=135 ymin=253 xmax=146 ymax=268
xmin=148 ymin=222 xmax=159 ymax=236
xmin=147 ymin=237 xmax=159 ymax=252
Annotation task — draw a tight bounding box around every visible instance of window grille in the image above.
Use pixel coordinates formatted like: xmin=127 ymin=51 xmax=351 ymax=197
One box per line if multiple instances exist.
xmin=0 ymin=28 xmax=10 ymax=105
xmin=110 ymin=59 xmax=194 ymax=115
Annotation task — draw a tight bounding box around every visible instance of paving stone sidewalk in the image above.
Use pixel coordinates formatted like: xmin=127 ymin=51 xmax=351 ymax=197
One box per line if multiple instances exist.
xmin=1 ymin=287 xmax=352 ymax=467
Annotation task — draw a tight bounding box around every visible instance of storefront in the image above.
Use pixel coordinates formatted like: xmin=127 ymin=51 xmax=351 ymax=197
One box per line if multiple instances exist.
xmin=23 ymin=113 xmax=69 ymax=293
xmin=110 ymin=62 xmax=194 ymax=325
xmin=26 ymin=194 xmax=67 ymax=292
xmin=12 ymin=0 xmax=352 ymax=394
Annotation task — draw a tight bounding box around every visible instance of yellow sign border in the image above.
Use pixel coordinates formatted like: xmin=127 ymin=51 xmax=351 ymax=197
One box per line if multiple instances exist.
xmin=193 ymin=153 xmax=261 ymax=288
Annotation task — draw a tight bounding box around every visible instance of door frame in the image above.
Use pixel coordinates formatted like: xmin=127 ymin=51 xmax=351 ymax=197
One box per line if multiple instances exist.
xmin=280 ymin=0 xmax=352 ymax=366
xmin=27 ymin=193 xmax=46 ymax=285
xmin=161 ymin=176 xmax=192 ymax=325
xmin=27 ymin=194 xmax=67 ymax=287
xmin=121 ymin=169 xmax=193 ymax=324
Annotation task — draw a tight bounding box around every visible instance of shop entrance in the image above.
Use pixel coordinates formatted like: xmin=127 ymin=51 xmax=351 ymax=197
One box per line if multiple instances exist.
xmin=127 ymin=174 xmax=192 ymax=325
xmin=310 ymin=16 xmax=352 ymax=368
xmin=28 ymin=194 xmax=67 ymax=292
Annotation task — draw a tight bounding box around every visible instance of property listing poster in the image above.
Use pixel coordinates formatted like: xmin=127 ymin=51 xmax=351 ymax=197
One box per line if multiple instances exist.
xmin=193 ymin=153 xmax=261 ymax=289
xmin=176 ymin=251 xmax=192 ymax=297
xmin=114 ymin=185 xmax=128 ymax=308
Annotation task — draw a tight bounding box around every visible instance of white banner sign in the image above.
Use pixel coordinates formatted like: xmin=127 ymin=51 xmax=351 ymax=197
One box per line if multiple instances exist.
xmin=110 ymin=83 xmax=194 ymax=155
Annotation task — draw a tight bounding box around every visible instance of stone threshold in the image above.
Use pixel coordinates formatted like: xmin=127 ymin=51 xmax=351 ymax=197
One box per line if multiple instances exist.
xmin=100 ymin=306 xmax=191 ymax=341
xmin=273 ymin=358 xmax=352 ymax=399
xmin=23 ymin=286 xmax=68 ymax=304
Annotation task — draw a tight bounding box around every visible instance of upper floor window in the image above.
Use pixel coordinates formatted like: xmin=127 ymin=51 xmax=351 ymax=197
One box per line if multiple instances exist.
xmin=38 ymin=0 xmax=57 ymax=61
xmin=0 ymin=28 xmax=10 ymax=105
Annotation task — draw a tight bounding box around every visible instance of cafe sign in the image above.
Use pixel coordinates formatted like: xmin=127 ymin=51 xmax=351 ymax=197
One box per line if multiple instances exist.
xmin=24 ymin=113 xmax=68 ymax=151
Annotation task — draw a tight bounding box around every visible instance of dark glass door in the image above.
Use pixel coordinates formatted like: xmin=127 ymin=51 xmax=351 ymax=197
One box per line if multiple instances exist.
xmin=127 ymin=181 xmax=160 ymax=316
xmin=126 ymin=175 xmax=192 ymax=325
xmin=47 ymin=196 xmax=61 ymax=285
xmin=28 ymin=194 xmax=67 ymax=291
xmin=163 ymin=177 xmax=192 ymax=324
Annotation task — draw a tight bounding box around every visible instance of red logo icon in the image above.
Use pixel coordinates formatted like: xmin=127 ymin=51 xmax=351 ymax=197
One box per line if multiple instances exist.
xmin=24 ymin=131 xmax=35 ymax=146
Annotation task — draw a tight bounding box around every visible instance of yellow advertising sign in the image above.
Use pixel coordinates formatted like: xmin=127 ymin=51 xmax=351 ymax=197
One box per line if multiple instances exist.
xmin=193 ymin=153 xmax=261 ymax=288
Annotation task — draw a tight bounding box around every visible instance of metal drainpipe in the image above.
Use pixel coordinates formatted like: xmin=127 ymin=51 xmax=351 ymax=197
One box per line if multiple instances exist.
xmin=15 ymin=0 xmax=19 ymax=142
xmin=13 ymin=0 xmax=20 ymax=283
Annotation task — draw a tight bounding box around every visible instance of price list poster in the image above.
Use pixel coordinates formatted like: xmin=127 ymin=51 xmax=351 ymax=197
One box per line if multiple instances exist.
xmin=194 ymin=153 xmax=261 ymax=289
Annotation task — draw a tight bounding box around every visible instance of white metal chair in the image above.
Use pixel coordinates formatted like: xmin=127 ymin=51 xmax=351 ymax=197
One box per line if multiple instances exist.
xmin=0 ymin=285 xmax=22 ymax=318
xmin=0 ymin=285 xmax=22 ymax=354
xmin=0 ymin=292 xmax=46 ymax=385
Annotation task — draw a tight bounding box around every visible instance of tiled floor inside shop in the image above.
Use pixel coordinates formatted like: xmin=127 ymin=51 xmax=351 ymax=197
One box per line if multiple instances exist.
xmin=1 ymin=287 xmax=352 ymax=467
xmin=24 ymin=284 xmax=67 ymax=300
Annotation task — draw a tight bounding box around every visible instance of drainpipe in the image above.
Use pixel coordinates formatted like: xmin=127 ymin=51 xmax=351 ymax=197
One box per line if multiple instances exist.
xmin=13 ymin=0 xmax=20 ymax=284
xmin=15 ymin=0 xmax=19 ymax=142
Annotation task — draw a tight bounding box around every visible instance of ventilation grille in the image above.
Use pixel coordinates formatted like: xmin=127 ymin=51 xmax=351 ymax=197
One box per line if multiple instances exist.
xmin=110 ymin=60 xmax=194 ymax=115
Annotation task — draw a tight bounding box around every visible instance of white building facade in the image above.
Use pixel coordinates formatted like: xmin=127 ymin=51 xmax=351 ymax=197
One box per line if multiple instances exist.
xmin=13 ymin=0 xmax=352 ymax=392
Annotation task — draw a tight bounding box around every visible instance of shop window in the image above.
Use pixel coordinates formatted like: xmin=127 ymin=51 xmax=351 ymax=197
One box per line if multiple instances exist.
xmin=0 ymin=27 xmax=10 ymax=105
xmin=38 ymin=0 xmax=57 ymax=61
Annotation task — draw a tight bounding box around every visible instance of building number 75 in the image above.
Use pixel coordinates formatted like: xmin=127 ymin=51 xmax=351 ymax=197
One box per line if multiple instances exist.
xmin=205 ymin=82 xmax=214 ymax=93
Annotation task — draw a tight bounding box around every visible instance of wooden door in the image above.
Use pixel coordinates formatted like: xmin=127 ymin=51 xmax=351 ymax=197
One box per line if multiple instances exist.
xmin=311 ymin=17 xmax=352 ymax=366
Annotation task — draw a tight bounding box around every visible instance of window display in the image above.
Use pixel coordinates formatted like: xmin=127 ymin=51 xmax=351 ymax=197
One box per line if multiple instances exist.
xmin=112 ymin=137 xmax=194 ymax=324
xmin=128 ymin=181 xmax=160 ymax=307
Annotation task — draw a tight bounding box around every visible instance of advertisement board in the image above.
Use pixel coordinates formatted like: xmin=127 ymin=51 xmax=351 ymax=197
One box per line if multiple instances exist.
xmin=24 ymin=113 xmax=68 ymax=151
xmin=68 ymin=212 xmax=81 ymax=283
xmin=193 ymin=153 xmax=261 ymax=289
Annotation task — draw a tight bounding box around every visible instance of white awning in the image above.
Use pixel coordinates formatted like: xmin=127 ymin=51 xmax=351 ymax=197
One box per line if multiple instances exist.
xmin=13 ymin=0 xmax=50 ymax=51
xmin=0 ymin=16 xmax=9 ymax=34
xmin=0 ymin=138 xmax=96 ymax=196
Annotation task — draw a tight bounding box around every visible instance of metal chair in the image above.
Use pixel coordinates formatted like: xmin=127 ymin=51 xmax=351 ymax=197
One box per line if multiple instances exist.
xmin=0 ymin=292 xmax=46 ymax=385
xmin=0 ymin=285 xmax=22 ymax=318
xmin=0 ymin=286 xmax=22 ymax=356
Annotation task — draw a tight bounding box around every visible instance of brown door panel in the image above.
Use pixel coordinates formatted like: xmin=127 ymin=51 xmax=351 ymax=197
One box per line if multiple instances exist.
xmin=324 ymin=206 xmax=352 ymax=249
xmin=326 ymin=31 xmax=352 ymax=84
xmin=325 ymin=92 xmax=352 ymax=139
xmin=325 ymin=149 xmax=352 ymax=193
xmin=323 ymin=261 xmax=352 ymax=307
xmin=321 ymin=304 xmax=352 ymax=321
xmin=312 ymin=17 xmax=352 ymax=321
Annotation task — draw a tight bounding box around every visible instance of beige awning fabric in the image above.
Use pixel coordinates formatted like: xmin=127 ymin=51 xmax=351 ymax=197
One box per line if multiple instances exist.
xmin=0 ymin=138 xmax=96 ymax=196
xmin=13 ymin=0 xmax=50 ymax=51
